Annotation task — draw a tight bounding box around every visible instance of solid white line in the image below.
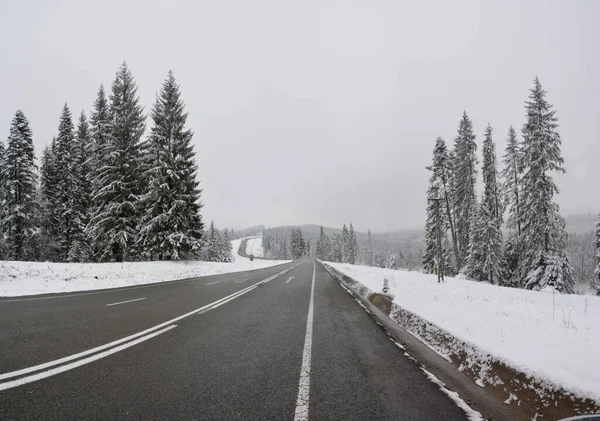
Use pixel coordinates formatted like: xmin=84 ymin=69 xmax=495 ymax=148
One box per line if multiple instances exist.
xmin=0 ymin=262 xmax=302 ymax=383
xmin=286 ymin=277 xmax=295 ymax=284
xmin=205 ymin=281 xmax=219 ymax=286
xmin=293 ymin=261 xmax=316 ymax=421
xmin=0 ymin=325 xmax=177 ymax=391
xmin=105 ymin=297 xmax=145 ymax=307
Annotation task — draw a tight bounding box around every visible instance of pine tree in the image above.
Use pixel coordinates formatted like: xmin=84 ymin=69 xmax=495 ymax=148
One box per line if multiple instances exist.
xmin=348 ymin=223 xmax=358 ymax=264
xmin=332 ymin=233 xmax=343 ymax=263
xmin=341 ymin=224 xmax=349 ymax=263
xmin=501 ymin=126 xmax=524 ymax=284
xmin=290 ymin=227 xmax=306 ymax=259
xmin=0 ymin=139 xmax=6 ymax=258
xmin=481 ymin=125 xmax=502 ymax=222
xmin=306 ymin=239 xmax=311 ymax=257
xmin=205 ymin=221 xmax=220 ymax=262
xmin=279 ymin=238 xmax=289 ymax=259
xmin=429 ymin=137 xmax=460 ymax=270
xmin=1 ymin=110 xmax=39 ymax=260
xmin=219 ymin=228 xmax=233 ymax=262
xmin=87 ymin=63 xmax=146 ymax=262
xmin=453 ymin=112 xmax=478 ymax=269
xmin=315 ymin=226 xmax=331 ymax=261
xmin=53 ymin=104 xmax=86 ymax=261
xmin=137 ymin=71 xmax=203 ymax=260
xmin=422 ymin=185 xmax=439 ymax=274
xmin=466 ymin=202 xmax=486 ymax=280
xmin=366 ymin=229 xmax=374 ymax=266
xmin=520 ymin=77 xmax=573 ymax=293
xmin=595 ymin=214 xmax=600 ymax=293
xmin=38 ymin=140 xmax=61 ymax=260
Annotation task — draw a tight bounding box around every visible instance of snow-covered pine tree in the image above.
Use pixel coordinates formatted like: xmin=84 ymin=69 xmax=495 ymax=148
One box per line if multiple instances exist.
xmin=366 ymin=229 xmax=374 ymax=266
xmin=306 ymin=239 xmax=311 ymax=257
xmin=466 ymin=202 xmax=486 ymax=281
xmin=137 ymin=71 xmax=203 ymax=260
xmin=87 ymin=63 xmax=146 ymax=262
xmin=332 ymin=233 xmax=343 ymax=263
xmin=279 ymin=238 xmax=289 ymax=259
xmin=290 ymin=227 xmax=306 ymax=259
xmin=422 ymin=184 xmax=439 ymax=274
xmin=53 ymin=104 xmax=86 ymax=262
xmin=595 ymin=214 xmax=600 ymax=293
xmin=481 ymin=125 xmax=502 ymax=222
xmin=0 ymin=139 xmax=6 ymax=258
xmin=315 ymin=226 xmax=327 ymax=260
xmin=341 ymin=224 xmax=349 ymax=263
xmin=500 ymin=125 xmax=524 ymax=285
xmin=68 ymin=111 xmax=94 ymax=262
xmin=474 ymin=124 xmax=504 ymax=284
xmin=219 ymin=229 xmax=233 ymax=262
xmin=2 ymin=110 xmax=39 ymax=260
xmin=205 ymin=221 xmax=221 ymax=262
xmin=521 ymin=77 xmax=573 ymax=293
xmin=38 ymin=140 xmax=61 ymax=261
xmin=348 ymin=223 xmax=358 ymax=264
xmin=428 ymin=137 xmax=459 ymax=271
xmin=452 ymin=112 xmax=478 ymax=268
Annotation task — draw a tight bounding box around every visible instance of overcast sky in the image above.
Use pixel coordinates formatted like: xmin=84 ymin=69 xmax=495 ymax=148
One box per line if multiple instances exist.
xmin=1 ymin=0 xmax=598 ymax=232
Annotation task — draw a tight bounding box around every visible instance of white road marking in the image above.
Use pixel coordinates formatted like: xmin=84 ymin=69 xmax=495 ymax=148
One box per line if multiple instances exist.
xmin=286 ymin=277 xmax=295 ymax=283
xmin=0 ymin=262 xmax=303 ymax=386
xmin=106 ymin=297 xmax=145 ymax=307
xmin=0 ymin=325 xmax=177 ymax=391
xmin=293 ymin=261 xmax=316 ymax=421
xmin=235 ymin=277 xmax=251 ymax=284
xmin=205 ymin=281 xmax=219 ymax=286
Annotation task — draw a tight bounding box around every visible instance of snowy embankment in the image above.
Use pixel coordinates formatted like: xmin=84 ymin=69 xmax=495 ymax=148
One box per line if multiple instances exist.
xmin=0 ymin=239 xmax=289 ymax=297
xmin=245 ymin=236 xmax=264 ymax=257
xmin=325 ymin=262 xmax=600 ymax=417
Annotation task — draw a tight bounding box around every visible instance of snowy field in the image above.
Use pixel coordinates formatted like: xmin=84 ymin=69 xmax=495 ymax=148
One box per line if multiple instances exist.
xmin=326 ymin=262 xmax=600 ymax=405
xmin=245 ymin=236 xmax=265 ymax=257
xmin=0 ymin=239 xmax=289 ymax=297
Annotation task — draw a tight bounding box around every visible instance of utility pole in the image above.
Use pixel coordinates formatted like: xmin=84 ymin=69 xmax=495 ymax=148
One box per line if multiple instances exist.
xmin=429 ymin=186 xmax=445 ymax=283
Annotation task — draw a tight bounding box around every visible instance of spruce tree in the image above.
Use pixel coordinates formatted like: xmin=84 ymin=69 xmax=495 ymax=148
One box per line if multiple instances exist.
xmin=219 ymin=229 xmax=233 ymax=262
xmin=429 ymin=137 xmax=460 ymax=270
xmin=2 ymin=110 xmax=39 ymax=260
xmin=595 ymin=214 xmax=600 ymax=293
xmin=53 ymin=104 xmax=86 ymax=261
xmin=366 ymin=229 xmax=374 ymax=266
xmin=500 ymin=126 xmax=524 ymax=284
xmin=466 ymin=203 xmax=486 ymax=280
xmin=481 ymin=125 xmax=502 ymax=222
xmin=0 ymin=139 xmax=6 ymax=258
xmin=520 ymin=77 xmax=573 ymax=293
xmin=87 ymin=63 xmax=145 ymax=262
xmin=341 ymin=224 xmax=349 ymax=263
xmin=348 ymin=223 xmax=358 ymax=264
xmin=137 ymin=71 xmax=203 ymax=260
xmin=205 ymin=221 xmax=220 ymax=262
xmin=453 ymin=112 xmax=478 ymax=269
xmin=332 ymin=233 xmax=343 ymax=263
xmin=422 ymin=185 xmax=439 ymax=274
xmin=38 ymin=140 xmax=61 ymax=260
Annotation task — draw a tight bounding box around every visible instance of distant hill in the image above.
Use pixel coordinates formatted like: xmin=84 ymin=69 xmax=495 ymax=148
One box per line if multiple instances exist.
xmin=565 ymin=214 xmax=597 ymax=234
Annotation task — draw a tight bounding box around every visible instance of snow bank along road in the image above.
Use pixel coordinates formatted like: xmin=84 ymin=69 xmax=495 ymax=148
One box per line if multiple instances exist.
xmin=1 ymin=260 xmax=474 ymax=420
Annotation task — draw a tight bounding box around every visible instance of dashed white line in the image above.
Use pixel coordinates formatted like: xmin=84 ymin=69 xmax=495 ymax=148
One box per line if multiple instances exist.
xmin=205 ymin=281 xmax=219 ymax=286
xmin=235 ymin=278 xmax=251 ymax=284
xmin=106 ymin=297 xmax=146 ymax=307
xmin=293 ymin=261 xmax=316 ymax=421
xmin=286 ymin=277 xmax=295 ymax=283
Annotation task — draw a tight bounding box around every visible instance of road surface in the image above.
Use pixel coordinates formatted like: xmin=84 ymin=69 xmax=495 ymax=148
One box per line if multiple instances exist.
xmin=0 ymin=259 xmax=468 ymax=420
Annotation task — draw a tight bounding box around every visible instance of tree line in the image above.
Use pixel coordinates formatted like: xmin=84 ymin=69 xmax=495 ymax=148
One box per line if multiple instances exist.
xmin=0 ymin=63 xmax=207 ymax=263
xmin=422 ymin=77 xmax=583 ymax=293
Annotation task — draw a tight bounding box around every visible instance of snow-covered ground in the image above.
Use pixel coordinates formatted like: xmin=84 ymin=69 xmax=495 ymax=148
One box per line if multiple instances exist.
xmin=245 ymin=236 xmax=264 ymax=257
xmin=0 ymin=239 xmax=289 ymax=297
xmin=326 ymin=262 xmax=600 ymax=405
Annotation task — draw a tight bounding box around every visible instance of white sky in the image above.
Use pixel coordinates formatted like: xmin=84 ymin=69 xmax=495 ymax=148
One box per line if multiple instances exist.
xmin=1 ymin=0 xmax=598 ymax=232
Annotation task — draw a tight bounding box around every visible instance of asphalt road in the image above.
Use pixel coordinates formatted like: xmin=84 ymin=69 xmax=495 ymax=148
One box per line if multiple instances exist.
xmin=0 ymin=259 xmax=468 ymax=420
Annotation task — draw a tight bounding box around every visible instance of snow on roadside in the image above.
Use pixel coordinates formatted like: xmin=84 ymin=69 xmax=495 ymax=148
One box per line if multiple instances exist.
xmin=0 ymin=239 xmax=289 ymax=297
xmin=245 ymin=236 xmax=264 ymax=257
xmin=326 ymin=262 xmax=600 ymax=405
